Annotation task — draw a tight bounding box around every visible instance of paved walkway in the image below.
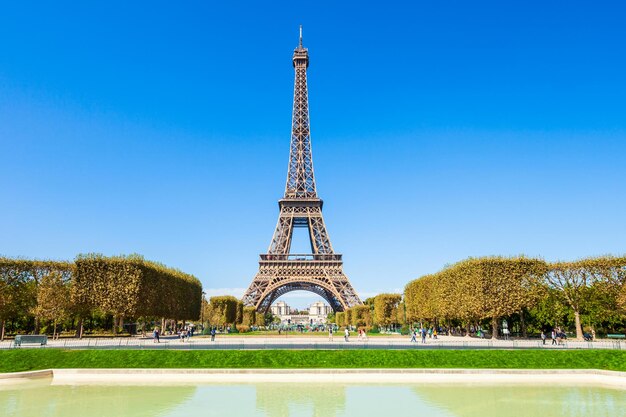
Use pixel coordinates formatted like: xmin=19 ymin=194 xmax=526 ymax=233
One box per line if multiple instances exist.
xmin=1 ymin=335 xmax=624 ymax=350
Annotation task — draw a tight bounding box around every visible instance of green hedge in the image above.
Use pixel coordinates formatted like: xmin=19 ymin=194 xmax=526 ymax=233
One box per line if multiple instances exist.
xmin=74 ymin=254 xmax=202 ymax=321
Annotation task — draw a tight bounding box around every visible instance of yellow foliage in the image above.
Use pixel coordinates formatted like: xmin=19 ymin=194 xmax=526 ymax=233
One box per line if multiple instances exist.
xmin=404 ymin=257 xmax=547 ymax=328
xmin=373 ymin=293 xmax=402 ymax=326
xmin=350 ymin=305 xmax=372 ymax=327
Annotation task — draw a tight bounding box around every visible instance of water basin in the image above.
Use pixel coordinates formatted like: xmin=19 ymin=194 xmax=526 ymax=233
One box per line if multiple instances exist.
xmin=1 ymin=379 xmax=625 ymax=417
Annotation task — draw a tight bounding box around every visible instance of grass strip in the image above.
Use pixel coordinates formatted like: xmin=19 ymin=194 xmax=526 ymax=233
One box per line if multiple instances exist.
xmin=1 ymin=349 xmax=626 ymax=373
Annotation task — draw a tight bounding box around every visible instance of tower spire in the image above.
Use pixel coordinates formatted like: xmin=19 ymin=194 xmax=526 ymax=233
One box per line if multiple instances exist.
xmin=287 ymin=25 xmax=313 ymax=197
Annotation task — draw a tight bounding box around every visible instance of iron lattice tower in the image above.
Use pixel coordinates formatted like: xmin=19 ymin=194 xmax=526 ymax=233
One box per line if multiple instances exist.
xmin=242 ymin=27 xmax=361 ymax=312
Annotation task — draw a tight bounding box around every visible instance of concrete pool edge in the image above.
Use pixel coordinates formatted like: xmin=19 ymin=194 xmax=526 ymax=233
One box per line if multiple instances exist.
xmin=2 ymin=368 xmax=626 ymax=387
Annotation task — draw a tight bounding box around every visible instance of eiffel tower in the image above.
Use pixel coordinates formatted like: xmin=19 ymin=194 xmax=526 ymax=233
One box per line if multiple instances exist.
xmin=242 ymin=27 xmax=361 ymax=312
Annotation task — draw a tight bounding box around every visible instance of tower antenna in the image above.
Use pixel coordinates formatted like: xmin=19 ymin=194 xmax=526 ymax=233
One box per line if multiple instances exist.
xmin=299 ymin=25 xmax=303 ymax=48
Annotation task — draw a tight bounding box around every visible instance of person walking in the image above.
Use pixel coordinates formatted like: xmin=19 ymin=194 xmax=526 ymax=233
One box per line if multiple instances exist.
xmin=541 ymin=331 xmax=546 ymax=345
xmin=421 ymin=327 xmax=427 ymax=344
xmin=328 ymin=326 xmax=334 ymax=341
xmin=359 ymin=329 xmax=366 ymax=340
xmin=433 ymin=328 xmax=438 ymax=340
xmin=153 ymin=328 xmax=160 ymax=343
xmin=344 ymin=327 xmax=350 ymax=342
xmin=410 ymin=329 xmax=417 ymax=343
xmin=551 ymin=329 xmax=557 ymax=345
xmin=211 ymin=327 xmax=216 ymax=342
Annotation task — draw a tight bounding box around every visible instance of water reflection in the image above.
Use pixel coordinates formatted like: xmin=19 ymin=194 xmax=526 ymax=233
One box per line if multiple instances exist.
xmin=256 ymin=383 xmax=345 ymax=417
xmin=0 ymin=379 xmax=196 ymax=417
xmin=412 ymin=384 xmax=626 ymax=417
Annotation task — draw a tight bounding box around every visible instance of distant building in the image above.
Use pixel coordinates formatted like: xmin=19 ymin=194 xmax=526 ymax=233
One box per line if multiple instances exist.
xmin=270 ymin=300 xmax=332 ymax=325
xmin=308 ymin=301 xmax=333 ymax=324
xmin=270 ymin=301 xmax=291 ymax=316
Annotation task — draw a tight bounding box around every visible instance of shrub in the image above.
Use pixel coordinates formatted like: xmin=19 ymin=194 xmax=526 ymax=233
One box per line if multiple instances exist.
xmin=236 ymin=324 xmax=250 ymax=333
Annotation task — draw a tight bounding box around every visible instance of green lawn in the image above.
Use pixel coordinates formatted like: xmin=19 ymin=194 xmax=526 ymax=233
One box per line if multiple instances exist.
xmin=1 ymin=349 xmax=625 ymax=373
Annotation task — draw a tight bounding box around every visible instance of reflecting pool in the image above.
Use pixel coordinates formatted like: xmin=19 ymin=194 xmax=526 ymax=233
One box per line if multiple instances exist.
xmin=1 ymin=380 xmax=625 ymax=417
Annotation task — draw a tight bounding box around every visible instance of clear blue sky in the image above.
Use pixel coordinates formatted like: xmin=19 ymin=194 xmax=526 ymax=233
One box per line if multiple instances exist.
xmin=1 ymin=2 xmax=625 ymax=307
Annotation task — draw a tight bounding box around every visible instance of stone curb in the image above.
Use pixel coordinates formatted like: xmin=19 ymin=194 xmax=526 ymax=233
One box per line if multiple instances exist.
xmin=2 ymin=368 xmax=625 ymax=386
xmin=45 ymin=368 xmax=626 ymax=376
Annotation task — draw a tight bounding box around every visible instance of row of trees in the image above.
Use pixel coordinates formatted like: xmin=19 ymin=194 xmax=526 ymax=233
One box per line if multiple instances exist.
xmin=0 ymin=259 xmax=73 ymax=340
xmin=0 ymin=254 xmax=203 ymax=339
xmin=335 ymin=293 xmax=403 ymax=330
xmin=200 ymin=295 xmax=267 ymax=332
xmin=404 ymin=256 xmax=626 ymax=340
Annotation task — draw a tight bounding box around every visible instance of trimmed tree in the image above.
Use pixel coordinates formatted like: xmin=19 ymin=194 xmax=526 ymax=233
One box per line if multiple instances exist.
xmin=335 ymin=312 xmax=345 ymax=327
xmin=209 ymin=296 xmax=238 ymax=327
xmin=32 ymin=272 xmax=70 ymax=339
xmin=546 ymin=260 xmax=597 ymax=340
xmin=373 ymin=293 xmax=402 ymax=331
xmin=476 ymin=257 xmax=547 ymax=339
xmin=242 ymin=306 xmax=256 ymax=327
xmin=351 ymin=305 xmax=372 ymax=329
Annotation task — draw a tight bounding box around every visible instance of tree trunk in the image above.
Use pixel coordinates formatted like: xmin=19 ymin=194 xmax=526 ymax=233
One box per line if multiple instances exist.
xmin=465 ymin=323 xmax=471 ymax=337
xmin=161 ymin=317 xmax=166 ymax=334
xmin=0 ymin=320 xmax=5 ymax=341
xmin=76 ymin=318 xmax=84 ymax=339
xmin=53 ymin=319 xmax=57 ymax=340
xmin=520 ymin=310 xmax=527 ymax=338
xmin=574 ymin=310 xmax=583 ymax=340
xmin=34 ymin=317 xmax=40 ymax=335
xmin=492 ymin=317 xmax=499 ymax=339
xmin=141 ymin=319 xmax=146 ymax=337
xmin=119 ymin=316 xmax=124 ymax=335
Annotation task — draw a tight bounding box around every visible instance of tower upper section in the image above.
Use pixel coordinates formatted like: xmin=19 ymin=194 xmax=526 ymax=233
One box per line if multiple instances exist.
xmin=284 ymin=26 xmax=317 ymax=199
xmin=292 ymin=25 xmax=309 ymax=68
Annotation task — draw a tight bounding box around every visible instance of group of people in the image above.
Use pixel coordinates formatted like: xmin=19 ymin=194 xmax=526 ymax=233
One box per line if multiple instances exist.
xmin=178 ymin=326 xmax=194 ymax=342
xmin=357 ymin=328 xmax=368 ymax=340
xmin=151 ymin=326 xmax=196 ymax=343
xmin=541 ymin=328 xmax=569 ymax=345
xmin=325 ymin=326 xmax=369 ymax=342
xmin=410 ymin=326 xmax=437 ymax=343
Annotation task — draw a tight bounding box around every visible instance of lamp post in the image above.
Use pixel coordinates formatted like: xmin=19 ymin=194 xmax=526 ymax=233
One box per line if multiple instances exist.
xmin=201 ymin=291 xmax=206 ymax=331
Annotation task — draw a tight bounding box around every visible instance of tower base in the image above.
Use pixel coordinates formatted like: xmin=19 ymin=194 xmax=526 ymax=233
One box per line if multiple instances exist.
xmin=242 ymin=255 xmax=361 ymax=312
